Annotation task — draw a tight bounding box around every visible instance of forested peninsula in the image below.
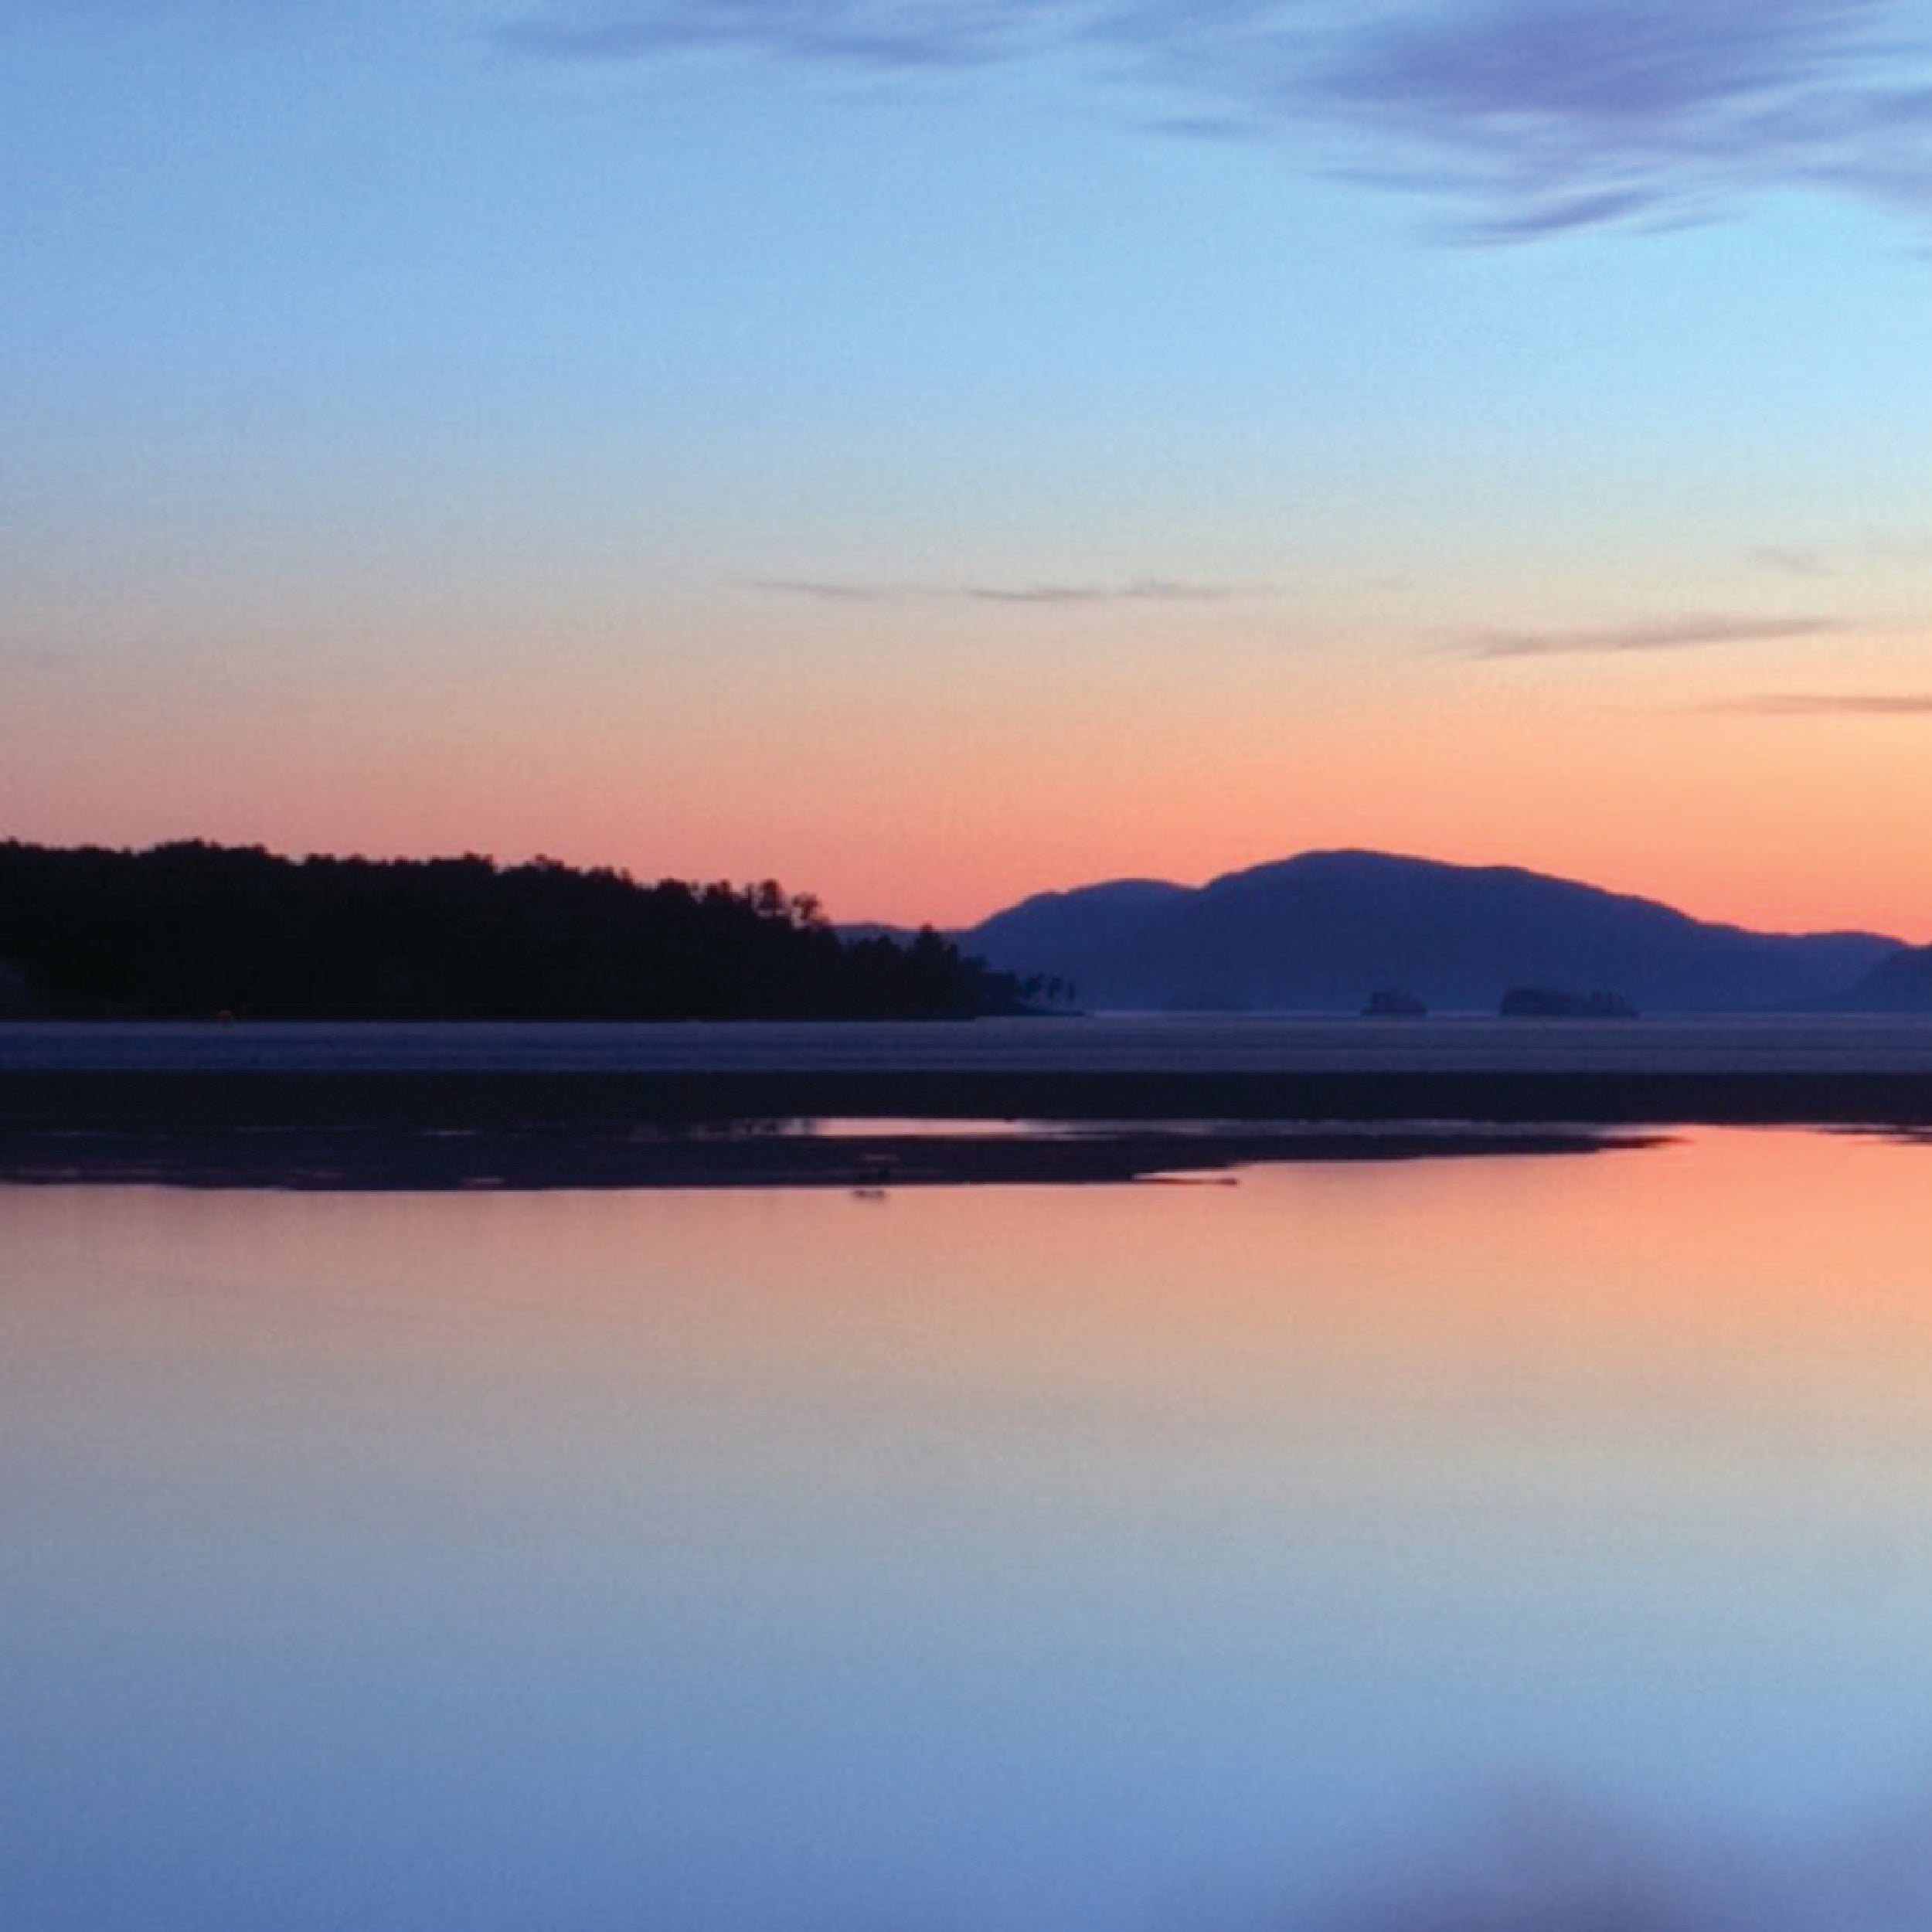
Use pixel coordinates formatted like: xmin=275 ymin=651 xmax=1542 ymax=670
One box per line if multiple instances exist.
xmin=0 ymin=841 xmax=1035 ymax=1021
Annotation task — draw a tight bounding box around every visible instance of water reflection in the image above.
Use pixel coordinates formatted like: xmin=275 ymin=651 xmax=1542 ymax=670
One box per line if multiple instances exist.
xmin=5 ymin=1131 xmax=1932 ymax=1930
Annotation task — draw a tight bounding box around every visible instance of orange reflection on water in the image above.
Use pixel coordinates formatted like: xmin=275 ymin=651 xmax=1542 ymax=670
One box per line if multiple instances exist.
xmin=9 ymin=1130 xmax=1932 ymax=1932
xmin=12 ymin=1129 xmax=1932 ymax=1462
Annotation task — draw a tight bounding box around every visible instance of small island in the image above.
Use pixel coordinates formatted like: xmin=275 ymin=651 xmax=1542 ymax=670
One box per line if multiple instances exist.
xmin=1362 ymin=988 xmax=1429 ymax=1017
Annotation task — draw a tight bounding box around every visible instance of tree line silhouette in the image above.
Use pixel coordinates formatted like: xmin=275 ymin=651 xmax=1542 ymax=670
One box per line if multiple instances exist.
xmin=0 ymin=841 xmax=1043 ymax=1021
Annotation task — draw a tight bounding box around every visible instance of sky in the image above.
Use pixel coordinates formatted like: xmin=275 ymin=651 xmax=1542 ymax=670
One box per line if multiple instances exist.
xmin=5 ymin=0 xmax=1932 ymax=936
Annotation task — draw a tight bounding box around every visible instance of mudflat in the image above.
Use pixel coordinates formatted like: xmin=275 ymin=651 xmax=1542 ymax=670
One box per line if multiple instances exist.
xmin=2 ymin=1015 xmax=1928 ymax=1186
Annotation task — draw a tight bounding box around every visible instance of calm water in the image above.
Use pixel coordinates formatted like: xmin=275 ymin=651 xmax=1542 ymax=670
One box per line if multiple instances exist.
xmin=8 ymin=1131 xmax=1932 ymax=1930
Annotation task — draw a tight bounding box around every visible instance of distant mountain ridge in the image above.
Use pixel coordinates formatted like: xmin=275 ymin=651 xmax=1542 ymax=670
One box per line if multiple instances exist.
xmin=962 ymin=849 xmax=1905 ymax=1013
xmin=1818 ymin=942 xmax=1932 ymax=1013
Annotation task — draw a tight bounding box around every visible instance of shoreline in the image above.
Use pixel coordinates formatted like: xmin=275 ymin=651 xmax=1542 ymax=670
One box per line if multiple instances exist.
xmin=6 ymin=1019 xmax=1932 ymax=1187
xmin=0 ymin=1115 xmax=1656 ymax=1191
xmin=3 ymin=1058 xmax=1928 ymax=1191
xmin=8 ymin=1063 xmax=1932 ymax=1128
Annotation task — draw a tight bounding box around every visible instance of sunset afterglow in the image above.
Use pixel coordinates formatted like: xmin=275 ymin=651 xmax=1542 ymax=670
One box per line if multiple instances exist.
xmin=6 ymin=4 xmax=1932 ymax=934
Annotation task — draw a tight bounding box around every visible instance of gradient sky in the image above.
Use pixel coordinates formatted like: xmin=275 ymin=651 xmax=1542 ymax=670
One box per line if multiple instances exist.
xmin=5 ymin=0 xmax=1932 ymax=934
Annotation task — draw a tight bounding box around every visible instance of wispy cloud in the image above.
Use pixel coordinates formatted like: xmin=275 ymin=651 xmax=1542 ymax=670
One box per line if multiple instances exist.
xmin=1743 ymin=530 xmax=1932 ymax=576
xmin=495 ymin=0 xmax=1932 ymax=239
xmin=963 ymin=577 xmax=1253 ymax=605
xmin=747 ymin=577 xmax=903 ymax=603
xmin=749 ymin=574 xmax=1266 ymax=605
xmin=1307 ymin=0 xmax=1932 ymax=240
xmin=1706 ymin=690 xmax=1932 ymax=715
xmin=495 ymin=0 xmax=1086 ymax=70
xmin=1748 ymin=543 xmax=1835 ymax=578
xmin=1463 ymin=613 xmax=1840 ymax=658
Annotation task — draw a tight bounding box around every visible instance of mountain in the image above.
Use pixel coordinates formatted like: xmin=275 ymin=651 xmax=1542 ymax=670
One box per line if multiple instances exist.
xmin=1818 ymin=943 xmax=1932 ymax=1013
xmin=962 ymin=849 xmax=1901 ymax=1013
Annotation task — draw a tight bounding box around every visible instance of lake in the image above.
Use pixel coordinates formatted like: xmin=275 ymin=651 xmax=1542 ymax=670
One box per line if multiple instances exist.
xmin=7 ymin=1128 xmax=1932 ymax=1930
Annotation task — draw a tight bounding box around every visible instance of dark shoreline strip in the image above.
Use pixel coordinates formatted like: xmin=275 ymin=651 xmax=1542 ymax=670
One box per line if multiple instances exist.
xmin=0 ymin=1063 xmax=1920 ymax=1189
xmin=5 ymin=1066 xmax=1932 ymax=1129
xmin=0 ymin=1124 xmax=1651 ymax=1192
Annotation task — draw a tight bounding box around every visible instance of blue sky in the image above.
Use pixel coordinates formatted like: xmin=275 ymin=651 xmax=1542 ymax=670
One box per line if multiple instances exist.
xmin=5 ymin=0 xmax=1932 ymax=930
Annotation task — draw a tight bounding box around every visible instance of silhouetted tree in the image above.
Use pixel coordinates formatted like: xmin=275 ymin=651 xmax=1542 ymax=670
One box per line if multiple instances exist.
xmin=0 ymin=839 xmax=1040 ymax=1022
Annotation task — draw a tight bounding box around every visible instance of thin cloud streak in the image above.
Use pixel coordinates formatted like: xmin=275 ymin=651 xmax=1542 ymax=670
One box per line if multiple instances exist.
xmin=964 ymin=577 xmax=1255 ymax=604
xmin=495 ymin=0 xmax=1932 ymax=238
xmin=747 ymin=578 xmax=903 ymax=604
xmin=495 ymin=0 xmax=1092 ymax=70
xmin=1464 ymin=614 xmax=1841 ymax=658
xmin=1706 ymin=691 xmax=1932 ymax=715
xmin=749 ymin=575 xmax=1268 ymax=606
xmin=1748 ymin=543 xmax=1835 ymax=578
